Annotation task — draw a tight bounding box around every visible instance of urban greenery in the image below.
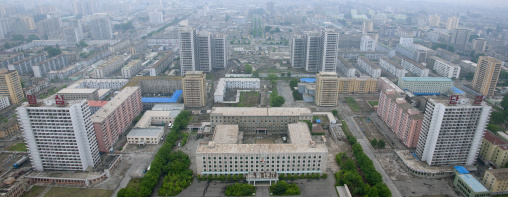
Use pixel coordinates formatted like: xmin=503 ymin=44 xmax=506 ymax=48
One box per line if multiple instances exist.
xmin=345 ymin=97 xmax=361 ymax=112
xmin=8 ymin=143 xmax=27 ymax=152
xmin=225 ymin=183 xmax=255 ymax=196
xmin=196 ymin=174 xmax=244 ymax=181
xmin=332 ymin=109 xmax=338 ymax=117
xmin=117 ymin=111 xmax=192 ymax=197
xmin=370 ymin=139 xmax=386 ymax=149
xmin=44 ymin=46 xmax=62 ymax=57
xmin=270 ymin=181 xmax=300 ymax=196
xmin=114 ymin=21 xmax=134 ymax=31
xmin=244 ymin=64 xmax=253 ymax=74
xmin=269 ymin=87 xmax=285 ymax=107
xmin=278 ymin=173 xmax=326 ymax=180
xmin=489 ymin=94 xmax=508 ymax=131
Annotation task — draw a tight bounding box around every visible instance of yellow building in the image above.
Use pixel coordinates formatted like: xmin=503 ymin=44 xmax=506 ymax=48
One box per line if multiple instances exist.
xmin=315 ymin=72 xmax=339 ymax=106
xmin=479 ymin=130 xmax=508 ymax=168
xmin=0 ymin=118 xmax=19 ymax=139
xmin=20 ymin=16 xmax=36 ymax=30
xmin=183 ymin=71 xmax=206 ymax=107
xmin=0 ymin=68 xmax=24 ymax=104
xmin=338 ymin=77 xmax=378 ymax=94
xmin=472 ymin=56 xmax=502 ymax=96
xmin=483 ymin=168 xmax=508 ymax=193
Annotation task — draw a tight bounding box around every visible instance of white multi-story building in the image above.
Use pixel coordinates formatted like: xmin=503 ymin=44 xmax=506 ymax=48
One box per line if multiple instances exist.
xmin=121 ymin=59 xmax=143 ymax=78
xmin=398 ymin=77 xmax=454 ymax=95
xmin=357 ymin=56 xmax=381 ymax=78
xmin=379 ymin=56 xmax=408 ymax=78
xmin=291 ymin=34 xmax=305 ymax=69
xmin=18 ymin=98 xmax=101 ymax=171
xmin=0 ymin=96 xmax=9 ymax=110
xmin=427 ymin=56 xmax=461 ymax=79
xmin=68 ymin=79 xmax=128 ymax=90
xmin=149 ymin=12 xmax=163 ymax=25
xmin=337 ymin=56 xmax=356 ymax=77
xmin=319 ymin=29 xmax=338 ymax=72
xmin=459 ymin=60 xmax=477 ymax=73
xmin=94 ymin=55 xmax=129 ymax=78
xmin=214 ymin=78 xmax=260 ymax=103
xmin=360 ymin=36 xmax=376 ymax=52
xmin=179 ymin=28 xmax=227 ymax=75
xmin=446 ymin=16 xmax=459 ymax=30
xmin=415 ymin=97 xmax=491 ymax=166
xmin=400 ymin=58 xmax=429 ymax=77
xmin=196 ymin=122 xmax=328 ymax=176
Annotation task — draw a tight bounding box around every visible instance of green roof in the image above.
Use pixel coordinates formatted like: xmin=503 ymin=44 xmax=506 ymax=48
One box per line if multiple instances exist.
xmin=400 ymin=77 xmax=453 ymax=82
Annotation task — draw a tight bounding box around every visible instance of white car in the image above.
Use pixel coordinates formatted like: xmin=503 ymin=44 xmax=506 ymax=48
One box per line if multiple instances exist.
xmin=168 ymin=123 xmax=173 ymax=128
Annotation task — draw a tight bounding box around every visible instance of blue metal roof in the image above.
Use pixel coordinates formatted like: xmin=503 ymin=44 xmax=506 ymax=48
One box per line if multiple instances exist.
xmin=300 ymin=78 xmax=316 ymax=83
xmin=400 ymin=77 xmax=453 ymax=82
xmin=458 ymin=174 xmax=489 ymax=193
xmin=413 ymin=93 xmax=440 ymax=96
xmin=142 ymin=90 xmax=182 ymax=103
xmin=454 ymin=166 xmax=470 ymax=174
xmin=316 ymin=119 xmax=321 ymax=123
xmin=451 ymin=87 xmax=465 ymax=94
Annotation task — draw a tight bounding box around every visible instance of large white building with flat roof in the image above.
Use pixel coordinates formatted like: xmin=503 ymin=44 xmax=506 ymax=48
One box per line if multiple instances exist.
xmin=398 ymin=77 xmax=453 ymax=95
xmin=127 ymin=127 xmax=164 ymax=145
xmin=196 ymin=122 xmax=328 ymax=176
xmin=214 ymin=78 xmax=260 ymax=103
xmin=18 ymin=98 xmax=101 ymax=171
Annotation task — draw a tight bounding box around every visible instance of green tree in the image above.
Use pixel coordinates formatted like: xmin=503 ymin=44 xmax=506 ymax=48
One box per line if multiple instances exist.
xmin=264 ymin=26 xmax=272 ymax=32
xmin=44 ymin=46 xmax=62 ymax=57
xmin=501 ymin=94 xmax=508 ymax=110
xmin=488 ymin=124 xmax=501 ymax=132
xmin=370 ymin=139 xmax=378 ymax=147
xmin=252 ymin=70 xmax=259 ymax=78
xmin=267 ymin=73 xmax=278 ymax=81
xmin=244 ymin=64 xmax=253 ymax=74
xmin=287 ymin=72 xmax=291 ymax=77
xmin=378 ymin=140 xmax=386 ymax=149
xmin=12 ymin=34 xmax=24 ymax=41
xmin=332 ymin=109 xmax=338 ymax=117
xmin=490 ymin=111 xmax=505 ymax=125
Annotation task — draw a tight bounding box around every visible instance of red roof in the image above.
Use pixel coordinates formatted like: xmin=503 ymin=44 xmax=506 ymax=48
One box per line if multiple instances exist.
xmin=484 ymin=130 xmax=508 ymax=150
xmin=87 ymin=100 xmax=108 ymax=107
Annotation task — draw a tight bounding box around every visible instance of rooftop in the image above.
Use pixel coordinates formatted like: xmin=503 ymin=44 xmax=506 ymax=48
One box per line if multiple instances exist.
xmin=213 ymin=125 xmax=239 ymax=144
xmin=210 ymin=107 xmax=312 ymax=116
xmin=142 ymin=90 xmax=182 ymax=103
xmin=123 ymin=59 xmax=142 ymax=69
xmin=136 ymin=110 xmax=173 ymax=128
xmin=454 ymin=166 xmax=470 ymax=174
xmin=57 ymin=88 xmax=97 ymax=94
xmin=450 ymin=87 xmax=466 ymax=94
xmin=87 ymin=100 xmax=108 ymax=107
xmin=92 ymin=87 xmax=140 ymax=122
xmin=400 ymin=77 xmax=453 ymax=82
xmin=487 ymin=168 xmax=508 ymax=180
xmin=127 ymin=127 xmax=164 ymax=137
xmin=457 ymin=174 xmax=489 ymax=193
xmin=484 ymin=130 xmax=508 ymax=150
xmin=300 ymin=78 xmax=316 ymax=83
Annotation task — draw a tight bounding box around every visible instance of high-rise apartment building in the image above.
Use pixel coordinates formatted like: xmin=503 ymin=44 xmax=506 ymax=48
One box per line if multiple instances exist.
xmin=415 ymin=98 xmax=491 ymax=166
xmin=315 ymin=72 xmax=339 ymax=106
xmin=18 ymin=98 xmax=101 ymax=171
xmin=0 ymin=68 xmax=24 ymax=104
xmin=291 ymin=29 xmax=338 ymax=73
xmin=472 ymin=56 xmax=502 ymax=96
xmin=179 ymin=28 xmax=227 ymax=75
xmin=183 ymin=71 xmax=206 ymax=107
xmin=362 ymin=20 xmax=373 ymax=35
xmin=360 ymin=36 xmax=376 ymax=52
xmin=446 ymin=16 xmax=460 ymax=30
xmin=428 ymin=15 xmax=440 ymax=27
xmin=149 ymin=12 xmax=163 ymax=25
xmin=450 ymin=28 xmax=470 ymax=46
xmin=89 ymin=17 xmax=113 ymax=40
xmin=472 ymin=38 xmax=487 ymax=52
xmin=20 ymin=16 xmax=36 ymax=30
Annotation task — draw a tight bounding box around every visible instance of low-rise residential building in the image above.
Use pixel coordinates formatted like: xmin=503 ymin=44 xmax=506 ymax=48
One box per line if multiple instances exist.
xmin=377 ymin=89 xmax=423 ymax=148
xmin=483 ymin=168 xmax=508 ymax=194
xmin=121 ymin=59 xmax=143 ymax=78
xmin=357 ymin=56 xmax=381 ymax=78
xmin=0 ymin=95 xmax=10 ymax=110
xmin=0 ymin=118 xmax=19 ymax=139
xmin=7 ymin=53 xmax=47 ymax=75
xmin=397 ymin=77 xmax=453 ymax=95
xmin=337 ymin=56 xmax=356 ymax=77
xmin=146 ymin=51 xmax=176 ymax=76
xmin=435 ymin=48 xmax=460 ymax=62
xmin=127 ymin=127 xmax=164 ymax=145
xmin=24 ymin=78 xmax=49 ymax=96
xmin=454 ymin=173 xmax=491 ymax=197
xmin=400 ymin=57 xmax=429 ymax=77
xmin=459 ymin=60 xmax=478 ymax=73
xmin=427 ymin=56 xmax=461 ymax=79
xmin=94 ymin=55 xmax=129 ymax=78
xmin=32 ymin=53 xmax=69 ymax=78
xmin=379 ymin=56 xmax=408 ymax=78
xmin=214 ymin=78 xmax=260 ymax=103
xmin=479 ymin=130 xmax=508 ymax=168
xmin=47 ymin=63 xmax=82 ymax=80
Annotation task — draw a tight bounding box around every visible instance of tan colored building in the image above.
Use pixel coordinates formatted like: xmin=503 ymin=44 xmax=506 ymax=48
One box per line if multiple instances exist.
xmin=21 ymin=16 xmax=36 ymax=30
xmin=483 ymin=168 xmax=508 ymax=193
xmin=183 ymin=71 xmax=206 ymax=107
xmin=0 ymin=68 xmax=24 ymax=104
xmin=479 ymin=130 xmax=508 ymax=168
xmin=0 ymin=118 xmax=19 ymax=139
xmin=472 ymin=56 xmax=502 ymax=96
xmin=315 ymin=72 xmax=339 ymax=106
xmin=338 ymin=77 xmax=378 ymax=94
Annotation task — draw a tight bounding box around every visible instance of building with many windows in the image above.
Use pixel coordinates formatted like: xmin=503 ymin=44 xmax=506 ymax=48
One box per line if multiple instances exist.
xmin=290 ymin=29 xmax=338 ymax=73
xmin=415 ymin=97 xmax=492 ymax=166
xmin=0 ymin=68 xmax=24 ymax=104
xmin=18 ymin=98 xmax=101 ymax=171
xmin=379 ymin=56 xmax=407 ymax=78
xmin=179 ymin=28 xmax=227 ymax=75
xmin=483 ymin=168 xmax=508 ymax=194
xmin=315 ymin=72 xmax=339 ymax=106
xmin=94 ymin=55 xmax=129 ymax=78
xmin=210 ymin=107 xmax=312 ymax=133
xmin=338 ymin=77 xmax=378 ymax=94
xmin=183 ymin=71 xmax=206 ymax=107
xmin=337 ymin=56 xmax=356 ymax=77
xmin=427 ymin=56 xmax=461 ymax=79
xmin=400 ymin=58 xmax=429 ymax=77
xmin=121 ymin=59 xmax=142 ymax=79
xmin=214 ymin=78 xmax=260 ymax=103
xmin=479 ymin=130 xmax=508 ymax=168
xmin=357 ymin=56 xmax=381 ymax=78
xmin=446 ymin=16 xmax=459 ymax=30
xmin=196 ymin=122 xmax=328 ymax=176
xmin=398 ymin=77 xmax=454 ymax=95
xmin=472 ymin=56 xmax=502 ymax=96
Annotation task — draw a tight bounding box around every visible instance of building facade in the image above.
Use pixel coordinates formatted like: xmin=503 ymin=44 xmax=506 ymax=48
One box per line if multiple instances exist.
xmin=183 ymin=71 xmax=206 ymax=107
xmin=379 ymin=56 xmax=408 ymax=78
xmin=357 ymin=56 xmax=381 ymax=78
xmin=338 ymin=77 xmax=378 ymax=94
xmin=398 ymin=77 xmax=453 ymax=95
xmin=415 ymin=98 xmax=491 ymax=166
xmin=483 ymin=168 xmax=508 ymax=194
xmin=479 ymin=130 xmax=508 ymax=168
xmin=179 ymin=28 xmax=227 ymax=75
xmin=446 ymin=16 xmax=459 ymax=30
xmin=400 ymin=58 xmax=429 ymax=77
xmin=427 ymin=56 xmax=461 ymax=79
xmin=18 ymin=99 xmax=101 ymax=171
xmin=472 ymin=56 xmax=502 ymax=96
xmin=89 ymin=17 xmax=113 ymax=40
xmin=315 ymin=72 xmax=339 ymax=106
xmin=0 ymin=68 xmax=24 ymax=104
xmin=94 ymin=55 xmax=129 ymax=78
xmin=337 ymin=56 xmax=356 ymax=77
xmin=121 ymin=59 xmax=142 ymax=79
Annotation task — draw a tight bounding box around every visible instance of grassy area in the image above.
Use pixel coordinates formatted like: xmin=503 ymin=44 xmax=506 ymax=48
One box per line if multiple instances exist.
xmin=345 ymin=97 xmax=361 ymax=112
xmin=126 ymin=178 xmax=142 ymax=190
xmin=367 ymin=101 xmax=378 ymax=106
xmin=21 ymin=186 xmax=46 ymax=197
xmin=234 ymin=92 xmax=260 ymax=107
xmin=313 ymin=116 xmax=329 ymax=123
xmin=206 ymin=74 xmax=214 ymax=80
xmin=44 ymin=187 xmax=113 ymax=197
xmin=8 ymin=143 xmax=27 ymax=152
xmin=257 ymin=67 xmax=280 ymax=73
xmin=341 ymin=121 xmax=353 ymax=136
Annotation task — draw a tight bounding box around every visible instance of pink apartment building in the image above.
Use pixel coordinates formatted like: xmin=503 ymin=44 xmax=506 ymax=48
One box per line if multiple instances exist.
xmin=92 ymin=87 xmax=142 ymax=152
xmin=377 ymin=88 xmax=424 ymax=148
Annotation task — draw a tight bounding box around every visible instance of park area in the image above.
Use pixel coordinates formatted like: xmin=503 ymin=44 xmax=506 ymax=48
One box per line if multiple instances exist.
xmin=235 ymin=92 xmax=260 ymax=107
xmin=8 ymin=143 xmax=27 ymax=152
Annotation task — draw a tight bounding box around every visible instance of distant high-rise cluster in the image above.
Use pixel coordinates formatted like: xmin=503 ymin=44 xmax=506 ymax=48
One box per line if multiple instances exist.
xmin=179 ymin=28 xmax=227 ymax=76
xmin=290 ymin=29 xmax=338 ymax=73
xmin=149 ymin=11 xmax=164 ymax=25
xmin=446 ymin=16 xmax=460 ymax=30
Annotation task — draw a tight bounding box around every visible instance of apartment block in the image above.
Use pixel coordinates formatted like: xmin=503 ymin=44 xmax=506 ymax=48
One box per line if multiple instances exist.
xmin=398 ymin=77 xmax=453 ymax=95
xmin=435 ymin=48 xmax=460 ymax=62
xmin=8 ymin=53 xmax=47 ymax=75
xmin=214 ymin=78 xmax=260 ymax=103
xmin=0 ymin=68 xmax=24 ymax=104
xmin=94 ymin=55 xmax=129 ymax=78
xmin=472 ymin=38 xmax=487 ymax=52
xmin=379 ymin=56 xmax=408 ymax=78
xmin=446 ymin=16 xmax=459 ymax=30
xmin=56 ymin=88 xmax=99 ymax=100
xmin=211 ymin=34 xmax=227 ymax=69
xmin=0 ymin=95 xmax=9 ymax=110
xmin=377 ymin=89 xmax=424 ymax=148
xmin=89 ymin=17 xmax=113 ymax=40
xmin=319 ymin=29 xmax=339 ymax=72
xmin=483 ymin=168 xmax=508 ymax=193
xmin=338 ymin=77 xmax=378 ymax=94
xmin=18 ymin=98 xmax=101 ymax=171
xmin=210 ymin=107 xmax=312 ymax=133
xmin=121 ymin=59 xmax=142 ymax=78
xmin=291 ymin=29 xmax=338 ymax=72
xmin=196 ymin=123 xmax=328 ymax=176
xmin=69 ymin=79 xmax=128 ymax=90
xmin=415 ymin=98 xmax=491 ymax=166
xmin=146 ymin=51 xmax=176 ymax=76
xmin=459 ymin=60 xmax=478 ymax=73
xmin=427 ymin=56 xmax=461 ymax=79
xmin=291 ymin=34 xmax=305 ymax=69
xmin=357 ymin=56 xmax=381 ymax=78
xmin=179 ymin=28 xmax=227 ymax=75
xmin=32 ymin=54 xmax=69 ymax=78
xmin=0 ymin=52 xmax=24 ymax=69
xmin=315 ymin=72 xmax=339 ymax=106
xmin=400 ymin=57 xmax=429 ymax=77
xmin=305 ymin=33 xmax=321 ymax=72
xmin=472 ymin=56 xmax=502 ymax=96
xmin=479 ymin=130 xmax=508 ymax=168
xmin=0 ymin=118 xmax=19 ymax=139
xmin=92 ymin=87 xmax=142 ymax=152
xmin=182 ymin=71 xmax=206 ymax=107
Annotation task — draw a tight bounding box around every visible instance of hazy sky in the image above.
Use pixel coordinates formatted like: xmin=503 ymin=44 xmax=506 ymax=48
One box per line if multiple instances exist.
xmin=421 ymin=0 xmax=508 ymax=7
